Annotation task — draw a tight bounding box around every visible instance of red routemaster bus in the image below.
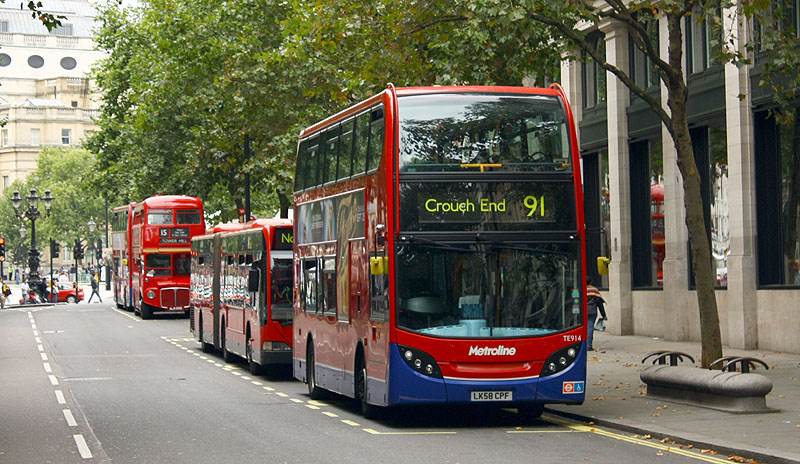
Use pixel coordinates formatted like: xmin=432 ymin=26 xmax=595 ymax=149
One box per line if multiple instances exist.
xmin=293 ymin=84 xmax=587 ymax=418
xmin=130 ymin=195 xmax=205 ymax=319
xmin=111 ymin=203 xmax=136 ymax=310
xmin=190 ymin=219 xmax=294 ymax=374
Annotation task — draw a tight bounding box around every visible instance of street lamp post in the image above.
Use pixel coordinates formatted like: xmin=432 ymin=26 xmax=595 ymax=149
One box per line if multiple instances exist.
xmin=11 ymin=188 xmax=53 ymax=296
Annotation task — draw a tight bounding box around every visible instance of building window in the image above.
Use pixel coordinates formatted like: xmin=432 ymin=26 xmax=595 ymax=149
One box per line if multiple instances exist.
xmin=0 ymin=53 xmax=10 ymax=67
xmin=62 ymin=129 xmax=71 ymax=145
xmin=686 ymin=7 xmax=721 ymax=74
xmin=61 ymin=57 xmax=77 ymax=70
xmin=27 ymin=55 xmax=44 ymax=69
xmin=630 ymin=139 xmax=664 ymax=288
xmin=582 ymin=33 xmax=607 ymax=109
xmin=583 ymin=151 xmax=611 ymax=288
xmin=50 ymin=24 xmax=73 ymax=36
xmin=0 ymin=20 xmax=9 ymax=32
xmin=1 ymin=129 xmax=8 ymax=146
xmin=30 ymin=128 xmax=40 ymax=146
xmin=688 ymin=125 xmax=729 ymax=288
xmin=755 ymin=110 xmax=800 ymax=286
xmin=3 ymin=176 xmax=8 ymax=188
xmin=629 ymin=14 xmax=660 ymax=90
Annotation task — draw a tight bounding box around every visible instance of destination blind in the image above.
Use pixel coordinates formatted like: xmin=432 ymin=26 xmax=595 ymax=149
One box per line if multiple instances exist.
xmin=398 ymin=181 xmax=576 ymax=232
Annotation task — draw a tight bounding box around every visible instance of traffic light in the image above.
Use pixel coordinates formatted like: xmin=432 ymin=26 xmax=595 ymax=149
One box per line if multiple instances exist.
xmin=0 ymin=238 xmax=5 ymax=262
xmin=73 ymin=240 xmax=84 ymax=260
xmin=51 ymin=239 xmax=60 ymax=258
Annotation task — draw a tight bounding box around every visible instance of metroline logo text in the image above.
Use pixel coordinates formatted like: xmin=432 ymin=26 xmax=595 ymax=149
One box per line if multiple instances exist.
xmin=468 ymin=345 xmax=517 ymax=356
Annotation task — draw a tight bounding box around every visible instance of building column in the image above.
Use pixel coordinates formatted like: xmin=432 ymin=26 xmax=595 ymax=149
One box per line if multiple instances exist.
xmin=599 ymin=19 xmax=633 ymax=335
xmin=659 ymin=14 xmax=693 ymax=341
xmin=723 ymin=7 xmax=758 ymax=349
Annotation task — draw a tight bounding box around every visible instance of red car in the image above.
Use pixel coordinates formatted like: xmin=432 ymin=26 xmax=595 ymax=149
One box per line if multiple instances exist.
xmin=48 ymin=282 xmax=85 ymax=303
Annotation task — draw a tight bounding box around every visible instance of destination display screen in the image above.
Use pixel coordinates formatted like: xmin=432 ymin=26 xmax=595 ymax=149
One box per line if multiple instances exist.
xmin=160 ymin=227 xmax=191 ymax=243
xmin=398 ymin=181 xmax=576 ymax=232
xmin=272 ymin=228 xmax=294 ymax=250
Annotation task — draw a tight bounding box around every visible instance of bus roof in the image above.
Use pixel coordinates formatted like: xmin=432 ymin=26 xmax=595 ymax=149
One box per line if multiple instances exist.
xmin=112 ymin=202 xmax=136 ymax=212
xmin=137 ymin=195 xmax=203 ymax=210
xmin=299 ymin=84 xmax=564 ymax=138
xmin=244 ymin=218 xmax=292 ymax=230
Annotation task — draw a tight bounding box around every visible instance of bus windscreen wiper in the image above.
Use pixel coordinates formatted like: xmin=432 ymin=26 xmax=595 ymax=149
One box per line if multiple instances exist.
xmin=396 ymin=234 xmax=481 ymax=253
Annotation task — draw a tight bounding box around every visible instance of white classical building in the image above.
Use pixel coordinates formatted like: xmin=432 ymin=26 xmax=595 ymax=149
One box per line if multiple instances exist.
xmin=561 ymin=5 xmax=800 ymax=354
xmin=0 ymin=0 xmax=105 ymax=191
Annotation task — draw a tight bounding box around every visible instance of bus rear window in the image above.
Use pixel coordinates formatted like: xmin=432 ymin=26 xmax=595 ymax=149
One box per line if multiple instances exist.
xmin=177 ymin=210 xmax=203 ymax=225
xmin=148 ymin=210 xmax=172 ymax=225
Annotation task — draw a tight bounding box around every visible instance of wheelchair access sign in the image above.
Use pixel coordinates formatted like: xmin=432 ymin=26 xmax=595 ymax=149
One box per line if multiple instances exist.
xmin=562 ymin=381 xmax=585 ymax=394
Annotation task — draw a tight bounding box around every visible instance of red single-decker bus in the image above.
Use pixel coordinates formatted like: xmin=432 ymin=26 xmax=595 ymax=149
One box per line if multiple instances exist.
xmin=190 ymin=218 xmax=294 ymax=373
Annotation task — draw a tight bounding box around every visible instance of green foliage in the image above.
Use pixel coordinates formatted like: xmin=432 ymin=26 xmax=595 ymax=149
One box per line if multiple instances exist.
xmin=0 ymin=147 xmax=105 ymax=267
xmin=0 ymin=0 xmax=65 ymax=31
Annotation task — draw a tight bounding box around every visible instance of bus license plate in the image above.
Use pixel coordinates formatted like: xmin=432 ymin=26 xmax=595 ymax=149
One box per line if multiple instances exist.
xmin=470 ymin=391 xmax=512 ymax=402
xmin=169 ymin=306 xmax=183 ymax=311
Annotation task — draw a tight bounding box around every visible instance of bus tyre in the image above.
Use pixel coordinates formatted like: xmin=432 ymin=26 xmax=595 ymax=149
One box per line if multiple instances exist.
xmin=246 ymin=338 xmax=263 ymax=376
xmin=198 ymin=317 xmax=213 ymax=353
xmin=140 ymin=301 xmax=153 ymax=320
xmin=356 ymin=357 xmax=381 ymax=419
xmin=517 ymin=403 xmax=544 ymax=421
xmin=306 ymin=344 xmax=325 ymax=400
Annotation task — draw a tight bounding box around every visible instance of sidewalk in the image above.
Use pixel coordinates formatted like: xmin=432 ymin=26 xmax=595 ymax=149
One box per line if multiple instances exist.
xmin=547 ymin=332 xmax=800 ymax=464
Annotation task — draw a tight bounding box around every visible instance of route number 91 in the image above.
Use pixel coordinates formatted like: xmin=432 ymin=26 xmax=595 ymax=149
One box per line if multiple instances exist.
xmin=524 ymin=195 xmax=545 ymax=217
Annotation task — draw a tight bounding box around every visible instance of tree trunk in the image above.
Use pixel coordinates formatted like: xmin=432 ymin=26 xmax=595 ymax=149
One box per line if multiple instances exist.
xmin=278 ymin=192 xmax=291 ymax=219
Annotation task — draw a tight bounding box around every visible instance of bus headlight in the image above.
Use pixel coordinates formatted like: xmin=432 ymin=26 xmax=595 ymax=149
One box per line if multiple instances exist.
xmin=397 ymin=345 xmax=442 ymax=379
xmin=541 ymin=343 xmax=581 ymax=377
xmin=262 ymin=341 xmax=291 ymax=351
xmin=147 ymin=290 xmax=156 ymax=299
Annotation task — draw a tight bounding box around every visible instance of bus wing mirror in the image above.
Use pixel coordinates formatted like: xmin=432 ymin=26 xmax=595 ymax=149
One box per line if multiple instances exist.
xmin=370 ymin=256 xmax=388 ymax=275
xmin=248 ymin=268 xmax=260 ymax=292
xmin=597 ymin=256 xmax=610 ymax=275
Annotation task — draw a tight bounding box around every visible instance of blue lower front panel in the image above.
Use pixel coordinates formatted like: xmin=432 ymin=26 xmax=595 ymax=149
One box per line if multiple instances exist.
xmin=387 ymin=343 xmax=587 ymax=406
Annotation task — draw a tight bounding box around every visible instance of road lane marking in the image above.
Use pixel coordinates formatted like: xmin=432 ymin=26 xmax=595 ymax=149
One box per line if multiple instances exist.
xmin=290 ymin=398 xmax=304 ymax=403
xmin=33 ymin=330 xmax=39 ymax=336
xmin=545 ymin=416 xmax=732 ymax=463
xmin=275 ymin=392 xmax=288 ymax=397
xmin=48 ymin=375 xmax=59 ymax=385
xmin=305 ymin=405 xmax=320 ymax=410
xmin=322 ymin=412 xmax=338 ymax=418
xmin=341 ymin=420 xmax=360 ymax=426
xmin=251 ymin=381 xmax=263 ymax=386
xmin=73 ymin=434 xmax=93 ymax=459
xmin=63 ymin=409 xmax=78 ymax=426
xmin=41 ymin=353 xmax=48 ymax=361
xmin=112 ymin=307 xmax=140 ymax=321
xmin=37 ymin=344 xmax=44 ymax=352
xmin=363 ymin=428 xmax=457 ymax=435
xmin=43 ymin=362 xmax=52 ymax=373
xmin=55 ymin=390 xmax=66 ymax=404
xmin=263 ymin=386 xmax=275 ymax=392
xmin=35 ymin=337 xmax=41 ymax=343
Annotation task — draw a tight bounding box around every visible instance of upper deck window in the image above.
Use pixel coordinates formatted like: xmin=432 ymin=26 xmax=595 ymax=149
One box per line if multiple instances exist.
xmin=398 ymin=93 xmax=571 ymax=173
xmin=176 ymin=209 xmax=203 ymax=225
xmin=148 ymin=209 xmax=172 ymax=225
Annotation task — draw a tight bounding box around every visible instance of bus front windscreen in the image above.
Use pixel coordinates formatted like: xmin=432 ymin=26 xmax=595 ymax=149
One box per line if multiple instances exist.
xmin=395 ymin=242 xmax=580 ymax=338
xmin=398 ymin=93 xmax=571 ymax=172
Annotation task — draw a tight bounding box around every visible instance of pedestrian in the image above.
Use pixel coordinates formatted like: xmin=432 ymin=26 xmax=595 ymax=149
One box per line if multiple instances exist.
xmin=0 ymin=279 xmax=9 ymax=309
xmin=88 ymin=273 xmax=102 ymax=303
xmin=586 ymin=277 xmax=607 ymax=351
xmin=14 ymin=268 xmax=20 ymax=285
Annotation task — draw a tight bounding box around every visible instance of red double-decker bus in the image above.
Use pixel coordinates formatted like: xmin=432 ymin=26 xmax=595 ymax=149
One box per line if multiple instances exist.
xmin=130 ymin=195 xmax=205 ymax=319
xmin=293 ymin=85 xmax=586 ymax=418
xmin=190 ymin=219 xmax=294 ymax=374
xmin=111 ymin=203 xmax=136 ymax=310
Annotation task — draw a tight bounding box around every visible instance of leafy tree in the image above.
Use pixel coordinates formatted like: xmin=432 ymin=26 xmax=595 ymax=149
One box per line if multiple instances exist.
xmin=0 ymin=147 xmax=106 ymax=270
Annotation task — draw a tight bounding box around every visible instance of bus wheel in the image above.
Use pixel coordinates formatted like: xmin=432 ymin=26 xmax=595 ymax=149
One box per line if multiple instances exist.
xmin=517 ymin=403 xmax=544 ymax=421
xmin=198 ymin=316 xmax=213 ymax=353
xmin=222 ymin=326 xmax=234 ymax=363
xmin=306 ymin=344 xmax=325 ymax=400
xmin=246 ymin=338 xmax=263 ymax=375
xmin=356 ymin=357 xmax=381 ymax=419
xmin=140 ymin=302 xmax=153 ymax=320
